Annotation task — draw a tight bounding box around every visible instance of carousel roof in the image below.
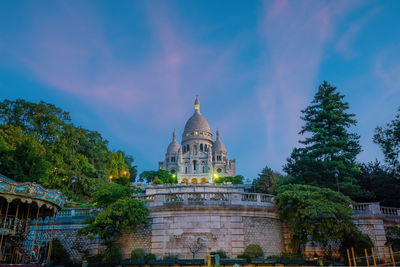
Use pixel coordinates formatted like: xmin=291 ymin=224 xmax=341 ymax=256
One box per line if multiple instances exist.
xmin=0 ymin=174 xmax=66 ymax=211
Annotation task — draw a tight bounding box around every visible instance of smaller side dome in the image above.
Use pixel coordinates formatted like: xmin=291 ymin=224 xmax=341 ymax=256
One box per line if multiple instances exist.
xmin=167 ymin=130 xmax=180 ymax=153
xmin=212 ymin=129 xmax=226 ymax=153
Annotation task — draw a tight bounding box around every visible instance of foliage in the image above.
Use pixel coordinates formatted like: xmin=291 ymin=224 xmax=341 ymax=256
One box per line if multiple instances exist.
xmin=103 ymin=242 xmax=122 ymax=261
xmin=238 ymin=244 xmax=264 ymax=261
xmin=373 ymin=107 xmax=400 ymax=178
xmin=130 ymin=248 xmax=146 ymax=260
xmin=283 ymin=81 xmax=366 ymax=199
xmin=354 ymin=161 xmax=400 ymax=207
xmin=251 ymin=166 xmax=280 ymax=193
xmin=386 ymin=226 xmax=400 ymax=251
xmin=339 ymin=230 xmax=373 ymax=257
xmin=275 ymin=184 xmax=359 ymax=253
xmin=214 ymin=175 xmax=244 ymax=184
xmin=0 ymin=99 xmax=136 ymax=199
xmin=50 ymin=238 xmax=71 ymax=265
xmin=145 ymin=253 xmax=157 ymax=262
xmin=139 ymin=169 xmax=177 ymax=184
xmin=78 ymin=183 xmax=148 ymax=260
xmin=210 ymin=250 xmax=228 ymax=259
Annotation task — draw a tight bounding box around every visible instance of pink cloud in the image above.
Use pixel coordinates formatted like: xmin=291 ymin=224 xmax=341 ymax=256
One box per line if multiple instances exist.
xmin=11 ymin=1 xmax=243 ymax=130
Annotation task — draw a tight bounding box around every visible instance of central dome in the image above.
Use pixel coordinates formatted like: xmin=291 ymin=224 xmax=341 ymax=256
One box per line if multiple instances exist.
xmin=182 ymin=97 xmax=213 ymax=142
xmin=183 ymin=112 xmax=211 ymax=134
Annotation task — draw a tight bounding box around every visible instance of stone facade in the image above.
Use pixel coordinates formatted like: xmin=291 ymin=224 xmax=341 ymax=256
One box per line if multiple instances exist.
xmin=50 ymin=186 xmax=400 ymax=261
xmin=119 ymin=225 xmax=152 ymax=258
xmin=118 ymin=184 xmax=281 ymax=258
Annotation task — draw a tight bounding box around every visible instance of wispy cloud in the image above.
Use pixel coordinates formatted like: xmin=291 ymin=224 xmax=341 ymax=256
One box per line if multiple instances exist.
xmin=256 ymin=0 xmax=360 ymax=171
xmin=336 ymin=7 xmax=380 ymax=58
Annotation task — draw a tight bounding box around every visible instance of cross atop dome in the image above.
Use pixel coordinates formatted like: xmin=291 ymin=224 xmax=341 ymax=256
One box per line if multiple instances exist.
xmin=194 ymin=96 xmax=200 ymax=112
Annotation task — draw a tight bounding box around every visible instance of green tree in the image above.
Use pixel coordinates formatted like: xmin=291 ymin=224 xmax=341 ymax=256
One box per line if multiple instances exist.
xmin=275 ymin=184 xmax=362 ymax=254
xmin=284 ymin=81 xmax=365 ymax=198
xmin=139 ymin=170 xmax=177 ymax=184
xmin=385 ymin=226 xmax=400 ymax=251
xmin=78 ymin=183 xmax=148 ymax=260
xmin=354 ymin=161 xmax=400 ymax=207
xmin=251 ymin=166 xmax=280 ymax=193
xmin=49 ymin=239 xmax=71 ymax=265
xmin=0 ymin=99 xmax=134 ymax=199
xmin=373 ymin=107 xmax=400 ymax=178
xmin=214 ymin=175 xmax=244 ymax=184
xmin=0 ymin=125 xmax=51 ymax=183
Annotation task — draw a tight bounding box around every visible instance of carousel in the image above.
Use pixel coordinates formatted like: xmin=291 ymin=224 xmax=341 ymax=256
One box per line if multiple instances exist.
xmin=0 ymin=174 xmax=65 ymax=266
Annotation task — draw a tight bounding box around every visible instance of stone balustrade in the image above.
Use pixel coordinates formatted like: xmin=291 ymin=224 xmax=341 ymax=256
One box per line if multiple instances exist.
xmin=56 ymin=195 xmax=400 ymax=220
xmin=136 ymin=191 xmax=275 ymax=209
xmin=353 ymin=202 xmax=400 ymax=221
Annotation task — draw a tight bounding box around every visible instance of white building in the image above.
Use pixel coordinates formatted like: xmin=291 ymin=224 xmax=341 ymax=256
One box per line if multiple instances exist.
xmin=159 ymin=97 xmax=236 ymax=183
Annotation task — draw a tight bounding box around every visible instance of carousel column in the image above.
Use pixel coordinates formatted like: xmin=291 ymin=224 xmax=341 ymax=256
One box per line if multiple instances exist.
xmin=46 ymin=211 xmax=56 ymax=265
xmin=0 ymin=201 xmax=10 ymax=258
xmin=29 ymin=205 xmax=40 ymax=262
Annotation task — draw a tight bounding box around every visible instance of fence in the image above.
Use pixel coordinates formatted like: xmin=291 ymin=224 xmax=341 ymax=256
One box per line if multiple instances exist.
xmin=347 ymin=247 xmax=399 ymax=266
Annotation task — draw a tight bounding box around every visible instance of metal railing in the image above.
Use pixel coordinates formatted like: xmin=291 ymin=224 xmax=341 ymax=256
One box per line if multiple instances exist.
xmin=57 ymin=208 xmax=91 ymax=217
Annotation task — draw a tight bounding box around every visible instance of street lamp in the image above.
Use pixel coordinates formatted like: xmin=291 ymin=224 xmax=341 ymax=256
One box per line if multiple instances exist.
xmin=71 ymin=175 xmax=77 ymax=201
xmin=333 ymin=168 xmax=340 ymax=192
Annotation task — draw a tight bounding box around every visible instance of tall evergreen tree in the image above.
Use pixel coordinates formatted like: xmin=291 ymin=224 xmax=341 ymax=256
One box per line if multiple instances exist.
xmin=284 ymin=81 xmax=365 ymax=198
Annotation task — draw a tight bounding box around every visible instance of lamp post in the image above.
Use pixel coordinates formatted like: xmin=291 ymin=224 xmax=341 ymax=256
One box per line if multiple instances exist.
xmin=71 ymin=175 xmax=77 ymax=201
xmin=333 ymin=168 xmax=340 ymax=192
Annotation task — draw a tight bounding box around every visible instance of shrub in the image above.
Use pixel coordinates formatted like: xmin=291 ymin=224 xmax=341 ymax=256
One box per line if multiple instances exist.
xmin=145 ymin=253 xmax=157 ymax=262
xmin=210 ymin=250 xmax=228 ymax=259
xmin=386 ymin=226 xmax=400 ymax=251
xmin=130 ymin=248 xmax=146 ymax=260
xmin=239 ymin=244 xmax=264 ymax=261
xmin=50 ymin=239 xmax=71 ymax=265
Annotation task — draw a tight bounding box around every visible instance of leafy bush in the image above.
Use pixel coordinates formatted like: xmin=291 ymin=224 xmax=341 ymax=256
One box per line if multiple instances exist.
xmin=238 ymin=244 xmax=264 ymax=262
xmin=130 ymin=248 xmax=146 ymax=260
xmin=210 ymin=250 xmax=228 ymax=259
xmin=386 ymin=226 xmax=400 ymax=251
xmin=50 ymin=238 xmax=71 ymax=265
xmin=103 ymin=242 xmax=122 ymax=261
xmin=244 ymin=244 xmax=264 ymax=258
xmin=145 ymin=253 xmax=157 ymax=262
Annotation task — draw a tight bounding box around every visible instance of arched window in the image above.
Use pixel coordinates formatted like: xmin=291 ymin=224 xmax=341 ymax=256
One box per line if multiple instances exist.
xmin=193 ymin=160 xmax=197 ymax=171
xmin=182 ymin=178 xmax=188 ymax=184
xmin=191 ymin=178 xmax=197 ymax=184
xmin=200 ymin=144 xmax=203 ymax=151
xmin=200 ymin=178 xmax=207 ymax=184
xmin=171 ymin=156 xmax=175 ymax=162
xmin=194 ymin=145 xmax=197 ymax=155
xmin=170 ymin=169 xmax=176 ymax=174
xmin=204 ymin=144 xmax=208 ymax=151
xmin=183 ymin=146 xmax=186 ymax=153
xmin=202 ymin=165 xmax=206 ymax=173
xmin=217 ymin=168 xmax=222 ymax=173
xmin=185 ymin=166 xmax=188 ymax=174
xmin=187 ymin=144 xmax=189 ymax=151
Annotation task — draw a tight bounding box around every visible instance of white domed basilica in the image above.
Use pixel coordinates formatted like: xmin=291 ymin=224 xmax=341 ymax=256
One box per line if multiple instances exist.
xmin=159 ymin=97 xmax=236 ymax=183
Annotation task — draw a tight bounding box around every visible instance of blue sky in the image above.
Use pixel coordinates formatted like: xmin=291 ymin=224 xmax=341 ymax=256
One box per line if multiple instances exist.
xmin=1 ymin=0 xmax=400 ymax=179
